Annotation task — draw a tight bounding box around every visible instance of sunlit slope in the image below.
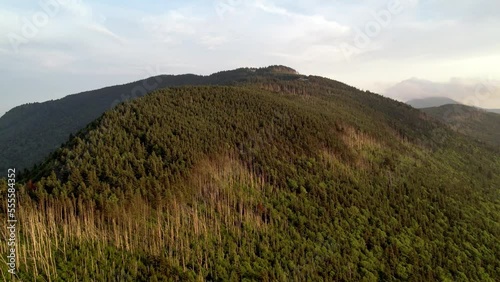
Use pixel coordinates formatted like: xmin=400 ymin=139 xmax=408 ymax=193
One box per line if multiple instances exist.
xmin=1 ymin=84 xmax=499 ymax=281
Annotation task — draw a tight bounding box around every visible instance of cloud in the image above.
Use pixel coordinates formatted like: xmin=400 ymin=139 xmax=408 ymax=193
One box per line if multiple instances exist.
xmin=357 ymin=19 xmax=500 ymax=62
xmin=253 ymin=0 xmax=349 ymax=38
xmin=84 ymin=23 xmax=124 ymax=43
xmin=59 ymin=0 xmax=93 ymax=17
xmin=38 ymin=50 xmax=77 ymax=68
xmin=1 ymin=0 xmax=500 ymax=114
xmin=419 ymin=0 xmax=500 ymax=22
xmin=199 ymin=35 xmax=227 ymax=49
xmin=0 ymin=47 xmax=10 ymax=55
xmin=243 ymin=0 xmax=351 ymax=64
xmin=141 ymin=10 xmax=202 ymax=44
xmin=140 ymin=8 xmax=237 ymax=52
xmin=0 ymin=10 xmax=20 ymax=32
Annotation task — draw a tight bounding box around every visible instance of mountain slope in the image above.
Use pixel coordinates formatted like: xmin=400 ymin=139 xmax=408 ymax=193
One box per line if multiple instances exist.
xmin=0 ymin=66 xmax=301 ymax=173
xmin=422 ymin=104 xmax=500 ymax=148
xmin=407 ymin=97 xmax=500 ymax=114
xmin=406 ymin=97 xmax=459 ymax=108
xmin=2 ymin=81 xmax=499 ymax=280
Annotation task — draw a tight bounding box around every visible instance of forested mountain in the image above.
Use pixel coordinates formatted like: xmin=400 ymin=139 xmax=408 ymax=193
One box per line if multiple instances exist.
xmin=1 ymin=73 xmax=499 ymax=280
xmin=421 ymin=104 xmax=500 ymax=148
xmin=407 ymin=97 xmax=500 ymax=114
xmin=0 ymin=65 xmax=299 ymax=173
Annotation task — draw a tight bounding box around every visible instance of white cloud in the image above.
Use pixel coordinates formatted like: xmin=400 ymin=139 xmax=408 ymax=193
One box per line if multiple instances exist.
xmin=58 ymin=0 xmax=95 ymax=19
xmin=199 ymin=35 xmax=227 ymax=49
xmin=242 ymin=0 xmax=351 ymax=65
xmin=84 ymin=23 xmax=124 ymax=43
xmin=38 ymin=50 xmax=77 ymax=68
xmin=0 ymin=10 xmax=20 ymax=31
xmin=142 ymin=10 xmax=201 ymax=44
xmin=253 ymin=0 xmax=349 ymax=37
xmin=1 ymin=0 xmax=500 ymax=113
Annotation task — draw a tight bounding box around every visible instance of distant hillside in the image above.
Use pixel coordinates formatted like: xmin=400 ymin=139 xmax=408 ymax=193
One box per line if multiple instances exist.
xmin=0 ymin=66 xmax=301 ymax=173
xmin=406 ymin=97 xmax=500 ymax=114
xmin=406 ymin=97 xmax=459 ymax=108
xmin=2 ymin=80 xmax=499 ymax=280
xmin=422 ymin=104 xmax=500 ymax=148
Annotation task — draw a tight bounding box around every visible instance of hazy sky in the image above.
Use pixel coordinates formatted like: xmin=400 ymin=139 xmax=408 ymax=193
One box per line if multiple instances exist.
xmin=1 ymin=0 xmax=500 ymax=116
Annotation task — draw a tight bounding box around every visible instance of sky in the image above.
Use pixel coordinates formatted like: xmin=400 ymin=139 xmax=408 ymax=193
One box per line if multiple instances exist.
xmin=1 ymin=0 xmax=500 ymax=117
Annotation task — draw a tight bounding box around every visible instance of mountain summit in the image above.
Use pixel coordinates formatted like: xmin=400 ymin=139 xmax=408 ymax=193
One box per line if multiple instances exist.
xmin=261 ymin=65 xmax=299 ymax=74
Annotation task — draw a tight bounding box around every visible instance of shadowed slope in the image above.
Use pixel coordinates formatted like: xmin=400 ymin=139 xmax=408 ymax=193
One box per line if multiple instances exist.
xmin=422 ymin=104 xmax=500 ymax=148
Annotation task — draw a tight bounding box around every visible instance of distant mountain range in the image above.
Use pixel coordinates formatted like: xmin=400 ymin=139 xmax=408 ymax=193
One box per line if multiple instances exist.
xmin=406 ymin=97 xmax=460 ymax=108
xmin=408 ymin=97 xmax=500 ymax=147
xmin=406 ymin=96 xmax=500 ymax=114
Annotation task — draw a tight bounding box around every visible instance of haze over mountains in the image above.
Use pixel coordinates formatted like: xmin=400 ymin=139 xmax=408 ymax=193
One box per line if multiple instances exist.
xmin=385 ymin=77 xmax=500 ymax=111
xmin=403 ymin=96 xmax=500 ymax=148
xmin=407 ymin=96 xmax=500 ymax=113
xmin=406 ymin=97 xmax=460 ymax=109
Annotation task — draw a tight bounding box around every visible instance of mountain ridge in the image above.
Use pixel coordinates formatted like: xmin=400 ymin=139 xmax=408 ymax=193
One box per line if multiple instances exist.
xmin=0 ymin=65 xmax=306 ymax=173
xmin=6 ymin=81 xmax=499 ymax=280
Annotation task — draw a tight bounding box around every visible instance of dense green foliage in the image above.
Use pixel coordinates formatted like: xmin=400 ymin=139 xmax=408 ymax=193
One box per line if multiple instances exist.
xmin=1 ymin=76 xmax=499 ymax=281
xmin=0 ymin=75 xmax=201 ymax=174
xmin=422 ymin=104 xmax=500 ymax=148
xmin=0 ymin=69 xmax=500 ymax=281
xmin=0 ymin=66 xmax=300 ymax=173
